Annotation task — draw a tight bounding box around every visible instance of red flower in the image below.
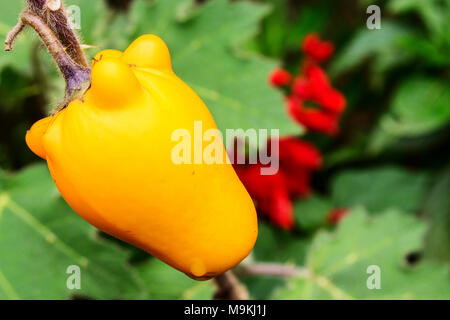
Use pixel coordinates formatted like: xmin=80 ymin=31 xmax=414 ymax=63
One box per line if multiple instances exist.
xmin=292 ymin=76 xmax=314 ymax=100
xmin=255 ymin=32 xmax=347 ymax=230
xmin=302 ymin=33 xmax=334 ymax=62
xmin=292 ymin=65 xmax=346 ymax=115
xmin=281 ymin=169 xmax=312 ymax=198
xmin=315 ymin=87 xmax=346 ymax=115
xmin=269 ymin=68 xmax=292 ymax=87
xmin=266 ymin=136 xmax=322 ymax=198
xmin=234 ymin=163 xmax=294 ymax=230
xmin=268 ymin=188 xmax=295 ymax=230
xmin=286 ymin=96 xmax=339 ymax=135
xmin=305 ymin=63 xmax=330 ymax=89
xmin=278 ymin=137 xmax=322 ymax=170
xmin=233 ymin=134 xmax=325 ymax=230
xmin=285 ymin=95 xmax=303 ymax=115
xmin=294 ymin=108 xmax=339 ymax=136
xmin=305 ymin=64 xmax=346 ymax=114
xmin=327 ymin=208 xmax=349 ymax=224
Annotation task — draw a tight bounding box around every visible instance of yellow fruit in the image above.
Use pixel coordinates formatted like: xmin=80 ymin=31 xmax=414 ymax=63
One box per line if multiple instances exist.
xmin=26 ymin=35 xmax=258 ymax=280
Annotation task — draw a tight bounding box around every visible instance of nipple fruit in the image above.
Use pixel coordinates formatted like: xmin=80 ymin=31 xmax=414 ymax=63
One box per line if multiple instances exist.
xmin=26 ymin=35 xmax=258 ymax=280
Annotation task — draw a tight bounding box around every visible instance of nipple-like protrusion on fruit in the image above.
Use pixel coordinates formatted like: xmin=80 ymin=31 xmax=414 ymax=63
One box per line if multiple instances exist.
xmin=189 ymin=259 xmax=207 ymax=279
xmin=121 ymin=34 xmax=172 ymax=70
xmin=89 ymin=57 xmax=144 ymax=108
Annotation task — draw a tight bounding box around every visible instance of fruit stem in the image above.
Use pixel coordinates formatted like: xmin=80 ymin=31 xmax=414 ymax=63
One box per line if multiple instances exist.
xmin=236 ymin=262 xmax=311 ymax=278
xmin=213 ymin=271 xmax=249 ymax=300
xmin=4 ymin=20 xmax=25 ymax=51
xmin=26 ymin=0 xmax=89 ymax=67
xmin=4 ymin=0 xmax=91 ymax=108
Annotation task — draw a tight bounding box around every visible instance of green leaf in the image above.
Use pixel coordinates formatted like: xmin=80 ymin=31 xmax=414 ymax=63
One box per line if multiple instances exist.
xmin=70 ymin=0 xmax=134 ymax=52
xmin=294 ymin=195 xmax=332 ymax=231
xmin=253 ymin=222 xmax=310 ymax=265
xmin=369 ymin=77 xmax=450 ymax=152
xmin=0 ymin=164 xmax=147 ymax=299
xmin=272 ymin=208 xmax=450 ymax=299
xmin=423 ymin=167 xmax=450 ymax=263
xmin=254 ymin=0 xmax=330 ymax=57
xmin=242 ymin=275 xmax=285 ymax=300
xmin=91 ymin=0 xmax=300 ymax=136
xmin=331 ymin=167 xmax=428 ymax=214
xmin=329 ymin=22 xmax=415 ymax=78
xmin=387 ymin=0 xmax=450 ymax=43
xmin=135 ymin=258 xmax=214 ymax=300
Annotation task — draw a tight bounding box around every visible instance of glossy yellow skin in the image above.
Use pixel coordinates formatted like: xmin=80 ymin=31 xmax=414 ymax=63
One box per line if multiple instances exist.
xmin=26 ymin=35 xmax=257 ymax=280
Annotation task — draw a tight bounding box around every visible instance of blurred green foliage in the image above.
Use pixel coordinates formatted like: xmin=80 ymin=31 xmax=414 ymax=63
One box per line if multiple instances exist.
xmin=0 ymin=0 xmax=448 ymax=300
xmin=272 ymin=208 xmax=450 ymax=299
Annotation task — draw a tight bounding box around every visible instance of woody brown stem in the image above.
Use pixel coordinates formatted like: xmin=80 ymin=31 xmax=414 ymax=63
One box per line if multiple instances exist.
xmin=5 ymin=0 xmax=91 ymax=108
xmin=213 ymin=271 xmax=249 ymax=300
xmin=4 ymin=20 xmax=25 ymax=51
xmin=20 ymin=10 xmax=90 ymax=106
xmin=236 ymin=262 xmax=311 ymax=278
xmin=27 ymin=0 xmax=88 ymax=67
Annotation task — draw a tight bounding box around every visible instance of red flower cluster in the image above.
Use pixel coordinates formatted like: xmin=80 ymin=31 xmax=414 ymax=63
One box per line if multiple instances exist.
xmin=270 ymin=33 xmax=346 ymax=136
xmin=234 ymin=33 xmax=346 ymax=230
xmin=233 ymin=137 xmax=322 ymax=230
xmin=269 ymin=68 xmax=292 ymax=87
xmin=302 ymin=33 xmax=334 ymax=62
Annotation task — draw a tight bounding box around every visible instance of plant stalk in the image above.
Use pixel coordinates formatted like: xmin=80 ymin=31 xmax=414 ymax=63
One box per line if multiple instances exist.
xmin=213 ymin=271 xmax=249 ymax=300
xmin=27 ymin=0 xmax=89 ymax=67
xmin=4 ymin=0 xmax=91 ymax=108
xmin=236 ymin=262 xmax=311 ymax=278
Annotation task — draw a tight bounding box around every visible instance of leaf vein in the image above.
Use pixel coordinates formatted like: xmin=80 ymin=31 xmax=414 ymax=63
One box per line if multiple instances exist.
xmin=2 ymin=193 xmax=89 ymax=268
xmin=0 ymin=269 xmax=19 ymax=300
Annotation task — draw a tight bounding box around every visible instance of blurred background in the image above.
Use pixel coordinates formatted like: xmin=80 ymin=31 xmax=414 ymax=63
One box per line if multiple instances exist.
xmin=0 ymin=0 xmax=449 ymax=299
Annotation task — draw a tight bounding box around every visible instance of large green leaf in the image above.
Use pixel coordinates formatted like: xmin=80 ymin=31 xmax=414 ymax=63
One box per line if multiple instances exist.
xmin=253 ymin=0 xmax=330 ymax=57
xmin=272 ymin=208 xmax=450 ymax=299
xmin=331 ymin=166 xmax=428 ymax=214
xmin=423 ymin=167 xmax=450 ymax=263
xmin=329 ymin=22 xmax=415 ymax=78
xmin=332 ymin=3 xmax=449 ymax=78
xmin=0 ymin=164 xmax=147 ymax=299
xmin=81 ymin=0 xmax=300 ymax=136
xmin=369 ymin=77 xmax=450 ymax=152
xmin=387 ymin=0 xmax=450 ymax=44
